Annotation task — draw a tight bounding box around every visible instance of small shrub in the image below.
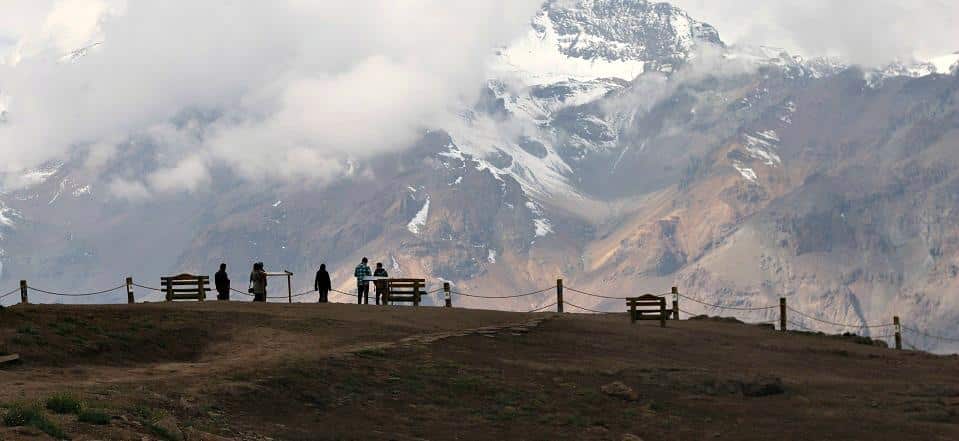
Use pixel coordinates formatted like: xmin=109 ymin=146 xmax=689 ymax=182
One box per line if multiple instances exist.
xmin=78 ymin=409 xmax=111 ymax=425
xmin=46 ymin=393 xmax=83 ymax=414
xmin=3 ymin=404 xmax=39 ymax=427
xmin=16 ymin=325 xmax=38 ymax=336
xmin=2 ymin=404 xmax=67 ymax=439
xmin=31 ymin=414 xmax=67 ymax=439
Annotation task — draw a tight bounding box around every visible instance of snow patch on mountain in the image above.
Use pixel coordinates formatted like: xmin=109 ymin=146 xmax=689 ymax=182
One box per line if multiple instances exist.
xmin=407 ymin=196 xmax=431 ymax=235
xmin=525 ymin=201 xmax=553 ymax=237
xmin=444 ymin=117 xmax=579 ymax=199
xmin=493 ymin=11 xmax=646 ymax=85
xmin=744 ymin=131 xmax=781 ymax=166
xmin=733 ymin=163 xmax=758 ymax=183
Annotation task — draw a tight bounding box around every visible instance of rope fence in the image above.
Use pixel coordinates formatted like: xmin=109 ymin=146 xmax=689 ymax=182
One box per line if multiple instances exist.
xmin=3 ymin=276 xmax=958 ymax=353
xmin=27 ymin=284 xmax=126 ymax=297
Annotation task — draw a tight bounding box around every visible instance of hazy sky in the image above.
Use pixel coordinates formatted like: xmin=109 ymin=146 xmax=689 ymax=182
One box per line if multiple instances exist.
xmin=672 ymin=0 xmax=958 ymax=64
xmin=0 ymin=0 xmax=956 ymax=196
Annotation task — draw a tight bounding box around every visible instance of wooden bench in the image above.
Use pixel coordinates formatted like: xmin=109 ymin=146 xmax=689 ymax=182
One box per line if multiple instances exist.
xmin=385 ymin=279 xmax=426 ymax=306
xmin=627 ymin=294 xmax=667 ymax=327
xmin=162 ymin=273 xmax=209 ymax=302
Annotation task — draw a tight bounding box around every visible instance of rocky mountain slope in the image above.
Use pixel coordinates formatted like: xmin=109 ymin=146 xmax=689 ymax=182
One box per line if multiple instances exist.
xmin=1 ymin=0 xmax=958 ymax=351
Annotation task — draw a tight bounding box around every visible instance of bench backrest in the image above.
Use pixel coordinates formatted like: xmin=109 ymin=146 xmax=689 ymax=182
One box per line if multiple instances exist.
xmin=386 ymin=278 xmax=426 ymax=306
xmin=626 ymin=294 xmax=667 ymax=326
xmin=161 ymin=273 xmax=209 ymax=302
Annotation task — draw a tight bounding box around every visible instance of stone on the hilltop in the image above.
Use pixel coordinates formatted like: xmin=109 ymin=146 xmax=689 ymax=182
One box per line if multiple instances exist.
xmin=154 ymin=415 xmax=185 ymax=441
xmin=621 ymin=434 xmax=645 ymax=441
xmin=601 ymin=381 xmax=639 ymax=401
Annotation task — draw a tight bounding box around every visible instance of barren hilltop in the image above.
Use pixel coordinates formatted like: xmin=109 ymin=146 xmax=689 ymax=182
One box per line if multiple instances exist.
xmin=1 ymin=302 xmax=957 ymax=440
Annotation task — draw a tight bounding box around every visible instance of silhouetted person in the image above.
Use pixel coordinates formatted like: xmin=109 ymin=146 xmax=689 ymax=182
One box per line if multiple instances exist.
xmin=215 ymin=263 xmax=230 ymax=301
xmin=315 ymin=264 xmax=331 ymax=303
xmin=373 ymin=262 xmax=389 ymax=305
xmin=250 ymin=262 xmax=268 ymax=302
xmin=354 ymin=257 xmax=372 ymax=304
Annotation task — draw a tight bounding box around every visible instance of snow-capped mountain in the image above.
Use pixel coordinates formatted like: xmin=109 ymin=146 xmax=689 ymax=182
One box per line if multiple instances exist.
xmin=3 ymin=0 xmax=959 ymax=352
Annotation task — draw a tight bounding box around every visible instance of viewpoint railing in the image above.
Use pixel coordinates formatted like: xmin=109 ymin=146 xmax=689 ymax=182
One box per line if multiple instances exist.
xmin=2 ymin=276 xmax=958 ymax=352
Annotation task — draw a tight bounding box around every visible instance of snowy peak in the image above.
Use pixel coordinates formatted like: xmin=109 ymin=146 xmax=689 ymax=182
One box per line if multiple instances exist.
xmin=544 ymin=0 xmax=723 ymax=64
xmin=495 ymin=0 xmax=724 ymax=85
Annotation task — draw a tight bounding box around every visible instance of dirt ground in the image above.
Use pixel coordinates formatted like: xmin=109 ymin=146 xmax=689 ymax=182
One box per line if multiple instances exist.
xmin=1 ymin=302 xmax=957 ymax=440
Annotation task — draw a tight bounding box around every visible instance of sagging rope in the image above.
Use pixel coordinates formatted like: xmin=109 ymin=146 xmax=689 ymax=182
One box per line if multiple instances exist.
xmin=228 ymin=287 xmax=313 ymax=300
xmin=567 ymin=286 xmax=778 ymax=313
xmin=452 ymin=285 xmax=555 ymax=299
xmin=564 ymin=301 xmax=613 ymax=314
xmin=677 ymin=293 xmax=778 ymax=311
xmin=527 ymin=302 xmax=557 ymax=313
xmin=564 ymin=286 xmax=631 ymax=300
xmin=786 ymin=306 xmax=895 ymax=329
xmin=132 ymin=282 xmax=164 ymax=292
xmin=902 ymin=326 xmax=959 ymax=343
xmin=27 ymin=284 xmax=126 ymax=297
xmin=1 ymin=287 xmax=19 ymax=300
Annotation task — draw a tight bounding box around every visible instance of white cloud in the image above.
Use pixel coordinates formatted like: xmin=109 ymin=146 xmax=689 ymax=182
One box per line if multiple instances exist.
xmin=0 ymin=0 xmax=542 ymax=196
xmin=673 ymin=0 xmax=959 ymax=66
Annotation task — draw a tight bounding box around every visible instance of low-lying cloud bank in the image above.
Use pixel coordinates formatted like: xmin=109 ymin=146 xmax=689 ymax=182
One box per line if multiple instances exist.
xmin=0 ymin=0 xmax=541 ymax=196
xmin=2 ymin=0 xmax=957 ymax=197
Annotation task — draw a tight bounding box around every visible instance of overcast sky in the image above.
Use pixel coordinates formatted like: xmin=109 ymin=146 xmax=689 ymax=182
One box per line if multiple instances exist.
xmin=672 ymin=0 xmax=958 ymax=64
xmin=0 ymin=0 xmax=956 ymax=196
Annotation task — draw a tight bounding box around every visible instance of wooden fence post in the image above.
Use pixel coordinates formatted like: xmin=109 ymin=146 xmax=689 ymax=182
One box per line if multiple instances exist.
xmin=286 ymin=271 xmax=293 ymax=304
xmin=126 ymin=277 xmax=134 ymax=304
xmin=443 ymin=282 xmax=452 ymax=308
xmin=780 ymin=298 xmax=787 ymax=333
xmin=659 ymin=296 xmax=667 ymax=328
xmin=19 ymin=280 xmax=27 ymax=304
xmin=894 ymin=316 xmax=902 ymax=350
xmin=671 ymin=286 xmax=679 ymax=320
xmin=556 ymin=279 xmax=564 ymax=313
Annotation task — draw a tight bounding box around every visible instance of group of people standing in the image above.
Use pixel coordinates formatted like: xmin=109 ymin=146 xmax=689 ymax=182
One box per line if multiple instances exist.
xmin=212 ymin=257 xmax=390 ymax=304
xmin=352 ymin=257 xmax=390 ymax=305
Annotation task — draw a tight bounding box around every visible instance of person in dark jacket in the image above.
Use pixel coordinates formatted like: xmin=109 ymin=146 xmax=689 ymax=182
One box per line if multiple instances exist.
xmin=315 ymin=264 xmax=332 ymax=303
xmin=215 ymin=263 xmax=230 ymax=301
xmin=373 ymin=262 xmax=389 ymax=305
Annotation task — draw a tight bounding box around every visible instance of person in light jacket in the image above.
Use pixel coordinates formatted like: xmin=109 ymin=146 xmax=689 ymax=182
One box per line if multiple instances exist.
xmin=354 ymin=257 xmax=372 ymax=304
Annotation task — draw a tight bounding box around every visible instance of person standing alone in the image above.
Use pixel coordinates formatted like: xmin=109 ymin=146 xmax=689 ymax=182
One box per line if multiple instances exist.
xmin=215 ymin=263 xmax=230 ymax=301
xmin=315 ymin=264 xmax=332 ymax=303
xmin=354 ymin=257 xmax=372 ymax=304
